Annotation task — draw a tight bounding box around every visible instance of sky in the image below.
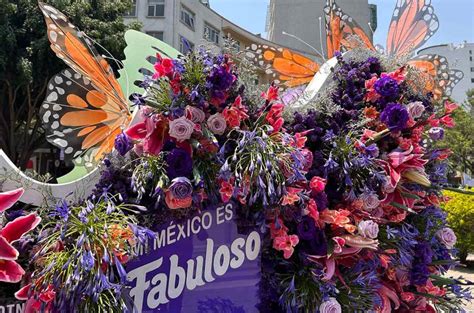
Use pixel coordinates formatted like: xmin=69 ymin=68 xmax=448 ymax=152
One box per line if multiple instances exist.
xmin=210 ymin=0 xmax=474 ymax=47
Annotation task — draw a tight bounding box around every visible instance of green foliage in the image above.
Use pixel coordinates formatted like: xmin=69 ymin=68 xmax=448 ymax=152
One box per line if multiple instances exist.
xmin=437 ymin=101 xmax=474 ymax=176
xmin=441 ymin=188 xmax=474 ymax=263
xmin=0 ymin=0 xmax=140 ymax=168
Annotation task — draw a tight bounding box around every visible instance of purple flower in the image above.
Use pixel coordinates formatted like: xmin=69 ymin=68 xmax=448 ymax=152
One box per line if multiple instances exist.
xmin=428 ymin=127 xmax=445 ymax=141
xmin=169 ymin=177 xmax=193 ymax=200
xmin=114 ymin=132 xmax=133 ymax=156
xmin=374 ymin=76 xmax=400 ymax=100
xmin=380 ymin=103 xmax=409 ymax=132
xmin=166 ymin=148 xmax=193 ymax=179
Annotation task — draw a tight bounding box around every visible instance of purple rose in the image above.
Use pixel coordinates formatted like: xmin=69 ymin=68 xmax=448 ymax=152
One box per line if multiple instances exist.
xmin=428 ymin=127 xmax=445 ymax=141
xmin=436 ymin=227 xmax=457 ymax=249
xmin=374 ymin=76 xmax=400 ymax=99
xmin=207 ymin=113 xmax=227 ymax=135
xmin=407 ymin=101 xmax=425 ymax=119
xmin=169 ymin=116 xmax=195 ymax=142
xmin=114 ymin=132 xmax=133 ymax=156
xmin=169 ymin=177 xmax=193 ymax=199
xmin=360 ymin=192 xmax=380 ymax=212
xmin=166 ymin=148 xmax=193 ymax=179
xmin=185 ymin=106 xmax=206 ymax=123
xmin=358 ymin=220 xmax=379 ymax=239
xmin=319 ymin=297 xmax=342 ymax=313
xmin=380 ymin=103 xmax=409 ymax=132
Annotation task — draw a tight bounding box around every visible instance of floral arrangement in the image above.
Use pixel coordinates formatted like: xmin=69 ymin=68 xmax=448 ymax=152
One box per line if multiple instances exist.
xmin=3 ymin=47 xmax=472 ymax=312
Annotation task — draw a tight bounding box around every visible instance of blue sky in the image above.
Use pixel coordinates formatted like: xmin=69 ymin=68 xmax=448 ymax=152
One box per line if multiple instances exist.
xmin=210 ymin=0 xmax=474 ymax=47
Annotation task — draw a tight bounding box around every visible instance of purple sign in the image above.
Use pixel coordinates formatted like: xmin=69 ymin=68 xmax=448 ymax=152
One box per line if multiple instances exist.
xmin=126 ymin=202 xmax=261 ymax=313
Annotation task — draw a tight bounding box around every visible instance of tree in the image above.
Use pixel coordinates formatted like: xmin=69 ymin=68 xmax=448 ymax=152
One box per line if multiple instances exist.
xmin=0 ymin=0 xmax=140 ymax=169
xmin=437 ymin=93 xmax=474 ymax=178
xmin=442 ymin=189 xmax=474 ymax=264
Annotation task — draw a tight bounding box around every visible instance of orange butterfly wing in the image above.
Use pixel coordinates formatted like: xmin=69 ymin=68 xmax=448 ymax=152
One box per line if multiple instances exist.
xmin=246 ymin=44 xmax=320 ymax=88
xmin=386 ymin=0 xmax=439 ymax=57
xmin=38 ymin=3 xmax=130 ymax=162
xmin=324 ymin=0 xmax=375 ymax=59
xmin=407 ymin=54 xmax=450 ymax=100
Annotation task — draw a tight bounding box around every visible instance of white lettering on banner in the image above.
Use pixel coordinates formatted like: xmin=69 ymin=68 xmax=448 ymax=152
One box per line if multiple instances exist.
xmin=127 ymin=231 xmax=261 ymax=313
xmin=0 ymin=303 xmax=25 ymax=313
xmin=145 ymin=203 xmax=234 ymax=255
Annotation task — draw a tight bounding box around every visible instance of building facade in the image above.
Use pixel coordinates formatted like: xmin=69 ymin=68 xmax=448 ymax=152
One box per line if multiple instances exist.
xmin=266 ymin=0 xmax=376 ymax=58
xmin=418 ymin=42 xmax=474 ymax=105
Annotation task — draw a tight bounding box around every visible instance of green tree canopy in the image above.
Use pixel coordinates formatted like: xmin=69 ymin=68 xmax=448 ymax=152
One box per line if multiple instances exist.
xmin=0 ymin=0 xmax=140 ymax=169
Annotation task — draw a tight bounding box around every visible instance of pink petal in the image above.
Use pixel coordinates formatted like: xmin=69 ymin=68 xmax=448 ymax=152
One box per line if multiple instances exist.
xmin=0 ymin=236 xmax=19 ymax=260
xmin=125 ymin=122 xmax=147 ymax=140
xmin=0 ymin=213 xmax=41 ymax=243
xmin=0 ymin=259 xmax=25 ymax=283
xmin=0 ymin=188 xmax=24 ymax=213
xmin=15 ymin=283 xmax=31 ymax=300
xmin=322 ymin=257 xmax=335 ymax=281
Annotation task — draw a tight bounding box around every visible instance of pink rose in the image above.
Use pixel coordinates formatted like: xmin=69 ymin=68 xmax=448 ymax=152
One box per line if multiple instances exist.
xmin=359 ymin=192 xmax=380 ymax=212
xmin=185 ymin=106 xmax=206 ymax=123
xmin=169 ymin=116 xmax=195 ymax=142
xmin=207 ymin=113 xmax=227 ymax=135
xmin=358 ymin=220 xmax=379 ymax=239
xmin=309 ymin=176 xmax=326 ymax=193
xmin=406 ymin=101 xmax=425 ymax=119
xmin=319 ymin=297 xmax=341 ymax=313
xmin=436 ymin=227 xmax=457 ymax=248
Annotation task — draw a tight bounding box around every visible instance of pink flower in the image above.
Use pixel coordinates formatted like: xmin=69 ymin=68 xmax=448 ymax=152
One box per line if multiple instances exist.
xmin=309 ymin=176 xmax=326 ymax=193
xmin=444 ymin=101 xmax=458 ymax=114
xmin=169 ymin=116 xmax=195 ymax=142
xmin=207 ymin=113 xmax=227 ymax=135
xmin=306 ymin=199 xmax=319 ymax=223
xmin=261 ymin=85 xmax=279 ymax=101
xmin=223 ymin=96 xmax=248 ymax=128
xmin=273 ymin=234 xmax=299 ymax=259
xmin=0 ymin=188 xmax=41 ymax=283
xmin=185 ymin=106 xmax=206 ymax=123
xmin=126 ymin=116 xmax=169 ymax=155
xmin=436 ymin=227 xmax=457 ymax=249
xmin=440 ymin=115 xmax=455 ymax=128
xmin=365 ymin=76 xmax=380 ymax=102
xmin=281 ymin=187 xmax=303 ymax=205
xmin=387 ymin=67 xmax=406 ymax=83
xmin=152 ymin=54 xmax=174 ymax=79
xmin=359 ymin=192 xmax=380 ymax=212
xmin=219 ymin=181 xmax=234 ymax=203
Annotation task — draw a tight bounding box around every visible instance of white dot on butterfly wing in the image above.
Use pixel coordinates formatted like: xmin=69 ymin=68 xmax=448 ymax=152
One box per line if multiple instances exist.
xmin=74 ymin=73 xmax=81 ymax=80
xmin=49 ymin=31 xmax=58 ymax=42
xmin=53 ymin=131 xmax=65 ymax=138
xmin=66 ymin=81 xmax=72 ymax=86
xmin=53 ymin=138 xmax=68 ymax=148
xmin=53 ymin=104 xmax=61 ymax=111
xmin=65 ymin=147 xmax=74 ymax=154
xmin=43 ymin=111 xmax=51 ymax=123
xmin=54 ymin=76 xmax=63 ymax=84
xmin=48 ymin=84 xmax=54 ymax=90
xmin=56 ymin=87 xmax=65 ymax=95
xmin=64 ymin=70 xmax=72 ymax=78
xmin=47 ymin=92 xmax=58 ymax=102
xmin=63 ymin=128 xmax=73 ymax=134
xmin=53 ymin=114 xmax=59 ymax=119
xmin=42 ymin=104 xmax=49 ymax=109
xmin=51 ymin=121 xmax=59 ymax=129
xmin=251 ymin=44 xmax=257 ymax=50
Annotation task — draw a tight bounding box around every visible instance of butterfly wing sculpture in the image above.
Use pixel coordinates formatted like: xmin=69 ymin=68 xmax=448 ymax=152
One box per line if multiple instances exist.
xmin=39 ymin=2 xmax=132 ymax=163
xmin=324 ymin=0 xmax=463 ymax=100
xmin=245 ymin=44 xmax=321 ymax=88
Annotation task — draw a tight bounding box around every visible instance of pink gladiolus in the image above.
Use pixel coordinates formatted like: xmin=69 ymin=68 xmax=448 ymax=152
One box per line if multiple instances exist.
xmin=444 ymin=101 xmax=458 ymax=114
xmin=0 ymin=188 xmax=24 ymax=213
xmin=379 ymin=285 xmax=400 ymax=313
xmin=273 ymin=234 xmax=299 ymax=259
xmin=364 ymin=76 xmax=380 ymax=102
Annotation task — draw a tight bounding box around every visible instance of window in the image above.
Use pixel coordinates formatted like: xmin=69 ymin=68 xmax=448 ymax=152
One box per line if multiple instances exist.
xmin=471 ymin=67 xmax=474 ymax=72
xmin=180 ymin=6 xmax=195 ymax=30
xmin=148 ymin=0 xmax=165 ymax=17
xmin=179 ymin=36 xmax=194 ymax=54
xmin=124 ymin=0 xmax=137 ymax=17
xmin=146 ymin=31 xmax=164 ymax=41
xmin=471 ymin=78 xmax=474 ymax=83
xmin=471 ymin=56 xmax=473 ymax=61
xmin=204 ymin=23 xmax=220 ymax=44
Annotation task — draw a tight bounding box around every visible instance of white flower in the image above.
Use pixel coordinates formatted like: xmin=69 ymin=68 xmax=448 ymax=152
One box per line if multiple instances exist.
xmin=358 ymin=220 xmax=379 ymax=239
xmin=207 ymin=113 xmax=227 ymax=135
xmin=436 ymin=227 xmax=457 ymax=249
xmin=406 ymin=101 xmax=425 ymax=119
xmin=169 ymin=116 xmax=195 ymax=142
xmin=319 ymin=297 xmax=342 ymax=313
xmin=185 ymin=106 xmax=206 ymax=123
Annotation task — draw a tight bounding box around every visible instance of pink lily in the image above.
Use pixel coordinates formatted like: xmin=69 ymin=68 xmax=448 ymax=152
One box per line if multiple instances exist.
xmin=0 ymin=188 xmax=41 ymax=283
xmin=378 ymin=285 xmax=400 ymax=313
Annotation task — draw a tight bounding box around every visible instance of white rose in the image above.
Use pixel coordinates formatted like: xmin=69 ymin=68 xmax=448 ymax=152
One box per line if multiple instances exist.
xmin=407 ymin=101 xmax=425 ymax=119
xmin=319 ymin=297 xmax=342 ymax=313
xmin=169 ymin=116 xmax=195 ymax=142
xmin=436 ymin=227 xmax=457 ymax=249
xmin=207 ymin=113 xmax=227 ymax=135
xmin=358 ymin=220 xmax=379 ymax=239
